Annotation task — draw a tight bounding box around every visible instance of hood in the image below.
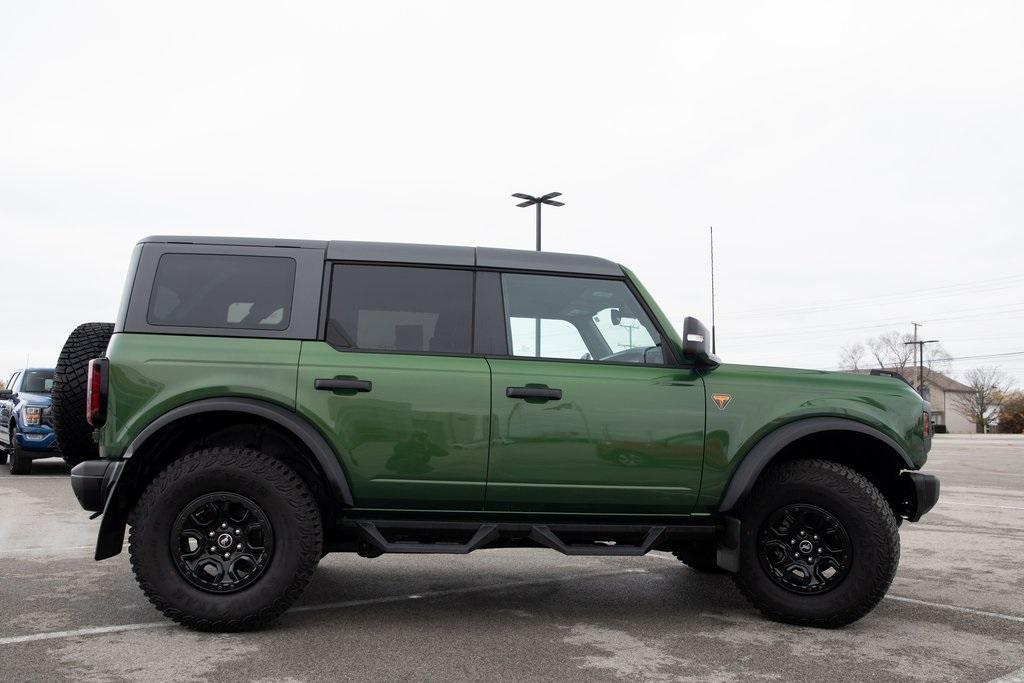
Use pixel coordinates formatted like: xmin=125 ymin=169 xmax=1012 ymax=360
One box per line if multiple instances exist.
xmin=16 ymin=392 xmax=53 ymax=407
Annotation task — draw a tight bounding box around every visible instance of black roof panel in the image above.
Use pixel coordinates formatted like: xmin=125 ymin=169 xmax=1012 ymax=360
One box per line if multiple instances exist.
xmin=327 ymin=241 xmax=475 ymax=266
xmin=474 ymin=246 xmax=621 ymax=276
xmin=138 ymin=236 xmax=622 ymax=276
xmin=139 ymin=235 xmax=327 ymax=250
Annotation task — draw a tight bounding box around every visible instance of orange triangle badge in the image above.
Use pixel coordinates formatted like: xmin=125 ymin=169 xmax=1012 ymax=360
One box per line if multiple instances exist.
xmin=711 ymin=394 xmax=732 ymax=410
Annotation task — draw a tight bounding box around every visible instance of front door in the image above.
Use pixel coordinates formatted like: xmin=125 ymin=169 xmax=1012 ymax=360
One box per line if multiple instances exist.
xmin=485 ymin=273 xmax=705 ymax=515
xmin=296 ymin=264 xmax=491 ymax=511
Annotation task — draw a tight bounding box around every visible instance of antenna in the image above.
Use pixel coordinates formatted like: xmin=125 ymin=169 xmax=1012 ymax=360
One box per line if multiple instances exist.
xmin=710 ymin=226 xmax=717 ymax=354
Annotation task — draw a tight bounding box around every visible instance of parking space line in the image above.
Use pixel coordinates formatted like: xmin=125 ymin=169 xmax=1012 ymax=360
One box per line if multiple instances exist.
xmin=650 ymin=552 xmax=1024 ymax=624
xmin=0 ymin=544 xmax=126 ymax=558
xmin=0 ymin=622 xmax=168 ymax=646
xmin=884 ymin=596 xmax=1024 ymax=624
xmin=990 ymin=664 xmax=1024 ymax=682
xmin=938 ymin=502 xmax=1024 ymax=511
xmin=0 ymin=567 xmax=647 ymax=647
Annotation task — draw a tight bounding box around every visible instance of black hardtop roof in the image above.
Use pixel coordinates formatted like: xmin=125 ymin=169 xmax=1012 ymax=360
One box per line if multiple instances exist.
xmin=138 ymin=235 xmax=623 ymax=277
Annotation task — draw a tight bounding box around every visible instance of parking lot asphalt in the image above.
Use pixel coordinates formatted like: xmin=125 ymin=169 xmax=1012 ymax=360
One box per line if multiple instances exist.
xmin=1 ymin=435 xmax=1022 ymax=682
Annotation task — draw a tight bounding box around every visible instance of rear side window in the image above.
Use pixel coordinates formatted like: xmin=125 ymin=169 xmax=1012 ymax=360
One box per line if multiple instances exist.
xmin=327 ymin=265 xmax=472 ymax=354
xmin=147 ymin=254 xmax=296 ymax=330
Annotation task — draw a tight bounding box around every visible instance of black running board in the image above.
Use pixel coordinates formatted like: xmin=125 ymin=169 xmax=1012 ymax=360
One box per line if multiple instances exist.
xmin=343 ymin=519 xmax=716 ymax=557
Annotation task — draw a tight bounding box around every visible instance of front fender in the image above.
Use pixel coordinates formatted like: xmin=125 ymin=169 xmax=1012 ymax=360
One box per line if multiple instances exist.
xmin=716 ymin=417 xmax=913 ymax=513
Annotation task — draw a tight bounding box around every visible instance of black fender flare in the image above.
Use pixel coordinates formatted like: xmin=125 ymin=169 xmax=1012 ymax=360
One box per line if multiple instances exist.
xmin=95 ymin=397 xmax=353 ymax=560
xmin=717 ymin=417 xmax=914 ymax=514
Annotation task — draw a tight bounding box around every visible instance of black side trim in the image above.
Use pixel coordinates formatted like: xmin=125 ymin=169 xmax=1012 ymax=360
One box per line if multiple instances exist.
xmin=718 ymin=417 xmax=915 ymax=513
xmin=347 ymin=519 xmax=714 ymax=557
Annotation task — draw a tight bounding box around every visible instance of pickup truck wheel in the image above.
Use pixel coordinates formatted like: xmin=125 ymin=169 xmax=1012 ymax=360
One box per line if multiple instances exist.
xmin=8 ymin=427 xmax=31 ymax=475
xmin=672 ymin=543 xmax=726 ymax=573
xmin=733 ymin=459 xmax=899 ymax=628
xmin=129 ymin=447 xmax=323 ymax=631
xmin=52 ymin=322 xmax=114 ymax=468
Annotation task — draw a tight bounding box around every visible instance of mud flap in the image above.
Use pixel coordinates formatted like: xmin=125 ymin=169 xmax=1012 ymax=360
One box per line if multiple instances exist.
xmin=716 ymin=516 xmax=741 ymax=573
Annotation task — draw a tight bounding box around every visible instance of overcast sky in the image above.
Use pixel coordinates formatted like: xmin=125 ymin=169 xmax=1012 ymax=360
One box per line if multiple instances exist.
xmin=1 ymin=2 xmax=1021 ymax=386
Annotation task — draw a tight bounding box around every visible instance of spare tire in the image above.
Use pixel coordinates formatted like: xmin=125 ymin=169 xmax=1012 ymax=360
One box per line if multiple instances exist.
xmin=52 ymin=322 xmax=114 ymax=468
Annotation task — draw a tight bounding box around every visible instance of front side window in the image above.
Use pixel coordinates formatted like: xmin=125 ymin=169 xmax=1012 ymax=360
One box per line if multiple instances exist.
xmin=147 ymin=254 xmax=296 ymax=330
xmin=327 ymin=265 xmax=473 ymax=354
xmin=501 ymin=273 xmax=664 ymax=364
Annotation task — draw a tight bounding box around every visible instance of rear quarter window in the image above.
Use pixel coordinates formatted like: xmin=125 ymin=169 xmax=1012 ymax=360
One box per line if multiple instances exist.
xmin=147 ymin=253 xmax=296 ymax=330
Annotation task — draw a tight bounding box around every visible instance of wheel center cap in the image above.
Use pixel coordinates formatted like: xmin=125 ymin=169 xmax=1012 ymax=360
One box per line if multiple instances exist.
xmin=217 ymin=533 xmax=234 ymax=549
xmin=798 ymin=539 xmax=813 ymax=554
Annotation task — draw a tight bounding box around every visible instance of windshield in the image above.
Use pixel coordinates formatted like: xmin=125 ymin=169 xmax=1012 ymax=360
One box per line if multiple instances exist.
xmin=21 ymin=370 xmax=54 ymax=393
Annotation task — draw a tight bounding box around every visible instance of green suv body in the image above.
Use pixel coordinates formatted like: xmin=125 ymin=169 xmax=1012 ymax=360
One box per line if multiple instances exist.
xmin=66 ymin=236 xmax=938 ymax=631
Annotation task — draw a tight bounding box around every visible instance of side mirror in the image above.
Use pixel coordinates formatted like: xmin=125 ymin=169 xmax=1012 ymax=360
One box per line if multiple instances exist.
xmin=610 ymin=309 xmax=622 ymax=326
xmin=0 ymin=389 xmax=12 ymax=400
xmin=682 ymin=317 xmax=720 ymax=368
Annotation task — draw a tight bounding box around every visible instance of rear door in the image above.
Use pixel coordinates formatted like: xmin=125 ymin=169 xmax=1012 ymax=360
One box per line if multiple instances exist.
xmin=296 ymin=264 xmax=492 ymax=511
xmin=485 ymin=273 xmax=706 ymax=515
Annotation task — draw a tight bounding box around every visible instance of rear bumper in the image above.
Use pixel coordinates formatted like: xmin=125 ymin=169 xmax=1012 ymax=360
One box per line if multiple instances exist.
xmin=70 ymin=459 xmax=124 ymax=513
xmin=898 ymin=471 xmax=940 ymax=522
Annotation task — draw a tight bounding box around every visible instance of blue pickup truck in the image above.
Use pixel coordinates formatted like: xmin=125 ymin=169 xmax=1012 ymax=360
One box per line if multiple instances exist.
xmin=1 ymin=368 xmax=60 ymax=474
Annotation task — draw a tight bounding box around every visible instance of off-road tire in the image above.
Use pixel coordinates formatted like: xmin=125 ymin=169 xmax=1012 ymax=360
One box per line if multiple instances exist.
xmin=129 ymin=447 xmax=323 ymax=631
xmin=52 ymin=322 xmax=114 ymax=467
xmin=8 ymin=427 xmax=31 ymax=475
xmin=733 ymin=459 xmax=900 ymax=628
xmin=672 ymin=542 xmax=726 ymax=573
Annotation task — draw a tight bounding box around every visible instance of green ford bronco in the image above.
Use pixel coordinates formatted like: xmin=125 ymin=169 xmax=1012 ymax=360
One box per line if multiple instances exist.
xmin=60 ymin=235 xmax=938 ymax=631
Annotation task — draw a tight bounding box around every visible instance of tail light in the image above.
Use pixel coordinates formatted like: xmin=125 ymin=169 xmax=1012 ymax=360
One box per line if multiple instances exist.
xmin=86 ymin=358 xmax=109 ymax=428
xmin=922 ymin=411 xmax=931 ymax=439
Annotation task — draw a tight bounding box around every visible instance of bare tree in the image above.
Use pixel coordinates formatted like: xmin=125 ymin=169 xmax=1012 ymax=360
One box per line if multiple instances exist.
xmin=923 ymin=345 xmax=953 ymax=374
xmin=838 ymin=343 xmax=866 ymax=371
xmin=867 ymin=331 xmax=915 ymax=370
xmin=951 ymin=367 xmax=1013 ymax=434
xmin=839 ymin=330 xmax=952 ymax=377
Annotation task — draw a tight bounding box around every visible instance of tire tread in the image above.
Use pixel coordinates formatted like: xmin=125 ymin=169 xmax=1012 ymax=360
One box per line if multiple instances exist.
xmin=128 ymin=447 xmax=323 ymax=632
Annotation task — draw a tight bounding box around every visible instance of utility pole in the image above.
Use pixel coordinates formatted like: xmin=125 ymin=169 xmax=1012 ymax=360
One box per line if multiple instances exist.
xmin=619 ymin=322 xmax=640 ymax=349
xmin=911 ymin=322 xmax=922 ymax=369
xmin=512 ymin=192 xmax=565 ymax=356
xmin=904 ymin=338 xmax=939 ymax=395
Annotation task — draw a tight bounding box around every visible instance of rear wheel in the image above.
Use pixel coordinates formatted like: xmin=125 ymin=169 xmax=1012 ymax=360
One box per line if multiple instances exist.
xmin=52 ymin=322 xmax=114 ymax=467
xmin=733 ymin=459 xmax=899 ymax=628
xmin=129 ymin=447 xmax=323 ymax=631
xmin=8 ymin=426 xmax=31 ymax=475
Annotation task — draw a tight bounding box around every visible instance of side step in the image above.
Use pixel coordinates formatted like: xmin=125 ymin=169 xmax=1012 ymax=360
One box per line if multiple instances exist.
xmin=346 ymin=519 xmax=715 ymax=557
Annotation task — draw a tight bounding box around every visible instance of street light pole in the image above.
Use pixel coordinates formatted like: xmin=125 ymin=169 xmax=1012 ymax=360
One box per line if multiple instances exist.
xmin=512 ymin=192 xmax=565 ymax=357
xmin=536 ymin=202 xmax=542 ymax=251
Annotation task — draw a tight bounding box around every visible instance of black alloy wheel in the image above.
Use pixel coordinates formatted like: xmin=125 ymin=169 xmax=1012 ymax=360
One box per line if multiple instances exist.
xmin=757 ymin=503 xmax=851 ymax=595
xmin=172 ymin=492 xmax=274 ymax=593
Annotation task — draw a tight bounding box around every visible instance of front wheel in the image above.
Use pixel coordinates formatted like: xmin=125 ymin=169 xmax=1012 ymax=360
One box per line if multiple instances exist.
xmin=129 ymin=447 xmax=323 ymax=631
xmin=733 ymin=459 xmax=899 ymax=628
xmin=8 ymin=427 xmax=32 ymax=475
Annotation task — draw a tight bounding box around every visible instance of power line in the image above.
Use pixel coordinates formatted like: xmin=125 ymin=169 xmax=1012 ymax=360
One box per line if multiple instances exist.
xmin=727 ymin=273 xmax=1024 ymax=319
xmin=725 ymin=304 xmax=1024 ymax=342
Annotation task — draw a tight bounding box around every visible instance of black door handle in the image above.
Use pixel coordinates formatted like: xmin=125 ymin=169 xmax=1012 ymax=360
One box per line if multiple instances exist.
xmin=315 ymin=378 xmax=372 ymax=392
xmin=506 ymin=386 xmax=562 ymax=400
